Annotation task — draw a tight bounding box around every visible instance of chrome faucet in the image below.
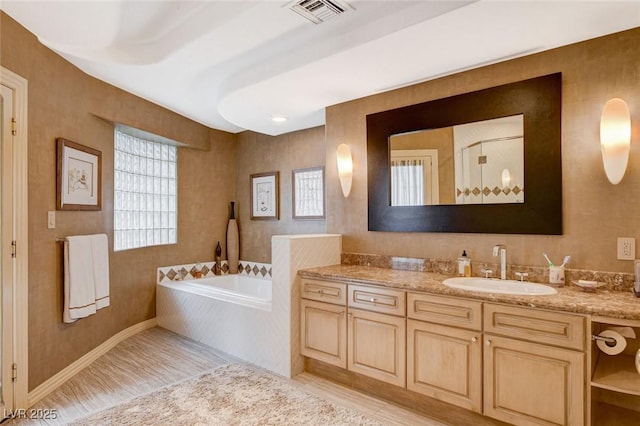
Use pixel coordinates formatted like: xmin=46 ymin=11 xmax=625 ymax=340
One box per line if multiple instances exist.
xmin=493 ymin=244 xmax=507 ymax=280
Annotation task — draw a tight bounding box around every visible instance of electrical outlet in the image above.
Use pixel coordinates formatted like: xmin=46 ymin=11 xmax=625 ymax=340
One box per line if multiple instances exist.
xmin=617 ymin=237 xmax=635 ymax=260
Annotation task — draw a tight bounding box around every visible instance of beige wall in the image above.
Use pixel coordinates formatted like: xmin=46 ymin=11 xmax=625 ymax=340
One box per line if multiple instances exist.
xmin=1 ymin=13 xmax=236 ymax=390
xmin=326 ymin=28 xmax=640 ymax=273
xmin=235 ymin=128 xmax=327 ymax=263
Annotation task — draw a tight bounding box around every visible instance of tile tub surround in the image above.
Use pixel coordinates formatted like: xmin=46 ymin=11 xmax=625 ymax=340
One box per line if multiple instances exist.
xmin=341 ymin=252 xmax=636 ymax=293
xmin=157 ymin=260 xmax=272 ymax=284
xmin=299 ymin=263 xmax=640 ymax=321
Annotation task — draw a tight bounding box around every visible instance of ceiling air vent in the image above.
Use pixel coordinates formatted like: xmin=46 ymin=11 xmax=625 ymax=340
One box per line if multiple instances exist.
xmin=289 ymin=0 xmax=353 ymax=24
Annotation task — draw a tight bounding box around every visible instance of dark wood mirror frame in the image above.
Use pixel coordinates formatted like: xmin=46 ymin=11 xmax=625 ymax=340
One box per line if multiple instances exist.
xmin=367 ymin=73 xmax=562 ymax=234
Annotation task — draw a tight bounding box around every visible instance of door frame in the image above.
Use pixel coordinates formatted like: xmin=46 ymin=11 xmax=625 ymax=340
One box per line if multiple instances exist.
xmin=1 ymin=66 xmax=29 ymax=409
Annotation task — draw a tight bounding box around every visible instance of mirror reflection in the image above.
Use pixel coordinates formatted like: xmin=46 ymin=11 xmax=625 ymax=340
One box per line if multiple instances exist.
xmin=389 ymin=114 xmax=524 ymax=206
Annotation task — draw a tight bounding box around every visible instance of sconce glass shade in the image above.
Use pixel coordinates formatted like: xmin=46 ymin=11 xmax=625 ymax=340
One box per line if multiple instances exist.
xmin=600 ymin=98 xmax=631 ymax=185
xmin=336 ymin=143 xmax=353 ymax=197
xmin=501 ymin=168 xmax=511 ymax=189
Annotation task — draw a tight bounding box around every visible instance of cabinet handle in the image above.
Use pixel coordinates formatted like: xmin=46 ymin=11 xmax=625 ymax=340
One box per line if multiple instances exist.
xmin=318 ymin=289 xmax=324 ymax=295
xmin=471 ymin=337 xmax=477 ymax=343
xmin=485 ymin=339 xmax=492 ymax=346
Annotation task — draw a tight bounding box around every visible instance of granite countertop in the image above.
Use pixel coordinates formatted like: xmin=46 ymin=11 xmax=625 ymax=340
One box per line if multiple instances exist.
xmin=299 ymin=264 xmax=640 ymax=321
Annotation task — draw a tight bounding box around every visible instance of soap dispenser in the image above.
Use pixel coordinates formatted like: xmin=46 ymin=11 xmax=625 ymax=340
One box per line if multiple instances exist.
xmin=458 ymin=251 xmax=471 ymax=277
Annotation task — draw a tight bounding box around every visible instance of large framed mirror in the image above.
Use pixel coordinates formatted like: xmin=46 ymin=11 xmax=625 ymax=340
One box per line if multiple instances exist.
xmin=367 ymin=73 xmax=562 ymax=234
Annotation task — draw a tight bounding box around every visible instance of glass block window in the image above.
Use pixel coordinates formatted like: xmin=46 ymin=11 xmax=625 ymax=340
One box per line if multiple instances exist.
xmin=114 ymin=130 xmax=177 ymax=251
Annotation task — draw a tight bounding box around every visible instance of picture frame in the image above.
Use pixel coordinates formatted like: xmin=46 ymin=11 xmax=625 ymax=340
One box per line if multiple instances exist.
xmin=56 ymin=138 xmax=102 ymax=211
xmin=292 ymin=166 xmax=325 ymax=219
xmin=250 ymin=171 xmax=279 ymax=220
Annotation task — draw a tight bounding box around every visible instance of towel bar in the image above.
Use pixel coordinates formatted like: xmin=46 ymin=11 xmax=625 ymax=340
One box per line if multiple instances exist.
xmin=55 ymin=237 xmax=67 ymax=242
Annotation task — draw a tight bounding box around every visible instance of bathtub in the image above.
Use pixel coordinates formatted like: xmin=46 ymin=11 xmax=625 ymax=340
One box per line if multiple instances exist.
xmin=156 ymin=272 xmax=281 ymax=375
xmin=158 ymin=275 xmax=272 ymax=311
xmin=157 ymin=235 xmax=342 ymax=378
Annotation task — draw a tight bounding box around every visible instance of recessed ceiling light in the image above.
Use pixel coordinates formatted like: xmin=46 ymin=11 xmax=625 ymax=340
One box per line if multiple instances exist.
xmin=272 ymin=115 xmax=288 ymax=123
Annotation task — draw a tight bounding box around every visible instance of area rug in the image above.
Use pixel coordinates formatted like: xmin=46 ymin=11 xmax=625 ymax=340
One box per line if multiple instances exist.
xmin=71 ymin=363 xmax=383 ymax=425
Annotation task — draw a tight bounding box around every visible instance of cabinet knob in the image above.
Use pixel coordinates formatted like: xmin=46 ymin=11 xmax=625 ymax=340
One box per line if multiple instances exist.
xmin=319 ymin=289 xmax=324 ymax=295
xmin=471 ymin=337 xmax=478 ymax=343
xmin=370 ymin=297 xmax=376 ymax=303
xmin=485 ymin=339 xmax=492 ymax=346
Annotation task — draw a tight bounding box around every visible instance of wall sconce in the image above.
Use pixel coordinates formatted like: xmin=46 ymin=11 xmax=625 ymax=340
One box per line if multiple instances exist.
xmin=600 ymin=98 xmax=631 ymax=185
xmin=336 ymin=143 xmax=353 ymax=197
xmin=501 ymin=168 xmax=511 ymax=189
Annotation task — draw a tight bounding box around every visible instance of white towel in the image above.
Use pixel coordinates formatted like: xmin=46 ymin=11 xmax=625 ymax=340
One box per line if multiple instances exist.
xmin=92 ymin=234 xmax=110 ymax=309
xmin=63 ymin=234 xmax=110 ymax=323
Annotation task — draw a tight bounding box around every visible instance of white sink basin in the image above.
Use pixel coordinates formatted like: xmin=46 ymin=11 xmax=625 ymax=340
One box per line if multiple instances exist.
xmin=442 ymin=277 xmax=558 ymax=296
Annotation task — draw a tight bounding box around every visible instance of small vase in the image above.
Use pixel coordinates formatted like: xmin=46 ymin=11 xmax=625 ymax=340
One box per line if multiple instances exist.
xmin=226 ymin=202 xmax=239 ymax=274
xmin=214 ymin=241 xmax=222 ymax=275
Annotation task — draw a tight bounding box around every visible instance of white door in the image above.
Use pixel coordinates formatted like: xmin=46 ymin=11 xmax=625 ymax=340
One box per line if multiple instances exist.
xmin=1 ymin=83 xmax=15 ymax=413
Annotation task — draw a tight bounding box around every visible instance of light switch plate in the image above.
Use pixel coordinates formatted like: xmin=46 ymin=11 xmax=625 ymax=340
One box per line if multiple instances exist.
xmin=47 ymin=211 xmax=55 ymax=229
xmin=617 ymin=237 xmax=635 ymax=260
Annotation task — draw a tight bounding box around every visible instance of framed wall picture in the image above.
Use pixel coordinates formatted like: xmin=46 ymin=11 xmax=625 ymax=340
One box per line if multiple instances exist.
xmin=56 ymin=138 xmax=102 ymax=211
xmin=292 ymin=166 xmax=325 ymax=219
xmin=250 ymin=171 xmax=279 ymax=220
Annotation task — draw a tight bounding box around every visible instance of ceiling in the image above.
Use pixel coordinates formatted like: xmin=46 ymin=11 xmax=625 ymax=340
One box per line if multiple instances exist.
xmin=2 ymin=1 xmax=639 ymax=136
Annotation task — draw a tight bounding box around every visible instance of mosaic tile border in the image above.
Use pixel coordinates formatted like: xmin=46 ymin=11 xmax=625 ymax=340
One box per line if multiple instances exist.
xmin=157 ymin=260 xmax=272 ymax=284
xmin=341 ymin=252 xmax=636 ymax=293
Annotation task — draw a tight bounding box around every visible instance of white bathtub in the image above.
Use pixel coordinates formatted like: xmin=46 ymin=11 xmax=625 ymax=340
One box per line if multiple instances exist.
xmin=157 ymin=236 xmax=341 ymax=378
xmin=156 ymin=273 xmax=280 ymax=375
xmin=158 ymin=275 xmax=272 ymax=311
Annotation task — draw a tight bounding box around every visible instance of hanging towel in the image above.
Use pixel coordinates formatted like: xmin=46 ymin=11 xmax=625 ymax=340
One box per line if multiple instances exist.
xmin=63 ymin=234 xmax=110 ymax=323
xmin=92 ymin=234 xmax=110 ymax=309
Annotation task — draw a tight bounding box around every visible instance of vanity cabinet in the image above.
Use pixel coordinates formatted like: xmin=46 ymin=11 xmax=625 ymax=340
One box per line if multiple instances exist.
xmin=406 ymin=293 xmax=482 ymax=412
xmin=300 ymin=279 xmax=347 ymax=368
xmin=300 ymin=276 xmax=591 ymax=426
xmin=347 ymin=285 xmax=406 ymax=387
xmin=483 ymin=303 xmax=586 ymax=426
xmin=590 ymin=317 xmax=640 ymax=426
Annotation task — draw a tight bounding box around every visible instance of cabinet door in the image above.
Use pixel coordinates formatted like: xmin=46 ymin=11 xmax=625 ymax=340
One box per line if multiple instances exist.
xmin=484 ymin=335 xmax=585 ymax=426
xmin=300 ymin=299 xmax=347 ymax=368
xmin=348 ymin=308 xmax=406 ymax=387
xmin=407 ymin=320 xmax=482 ymax=412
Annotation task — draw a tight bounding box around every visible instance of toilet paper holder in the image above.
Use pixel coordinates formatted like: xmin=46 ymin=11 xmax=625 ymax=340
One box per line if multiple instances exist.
xmin=592 ymin=334 xmax=617 ymax=345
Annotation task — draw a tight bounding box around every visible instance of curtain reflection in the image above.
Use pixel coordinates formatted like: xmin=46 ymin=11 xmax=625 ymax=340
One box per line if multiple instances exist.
xmin=391 ymin=159 xmax=424 ymax=206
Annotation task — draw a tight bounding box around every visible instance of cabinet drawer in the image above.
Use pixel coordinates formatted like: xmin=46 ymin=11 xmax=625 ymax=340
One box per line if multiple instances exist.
xmin=301 ymin=278 xmax=346 ymax=305
xmin=408 ymin=292 xmax=482 ymax=331
xmin=347 ymin=285 xmax=406 ymax=316
xmin=484 ymin=303 xmax=586 ymax=351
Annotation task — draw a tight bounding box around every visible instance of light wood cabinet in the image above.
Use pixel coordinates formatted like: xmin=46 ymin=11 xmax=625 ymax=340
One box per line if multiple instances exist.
xmin=301 ymin=278 xmax=590 ymax=426
xmin=484 ymin=334 xmax=585 ymax=426
xmin=348 ymin=308 xmax=406 ymax=387
xmin=300 ymin=279 xmax=347 ymax=368
xmin=483 ymin=303 xmax=586 ymax=426
xmin=301 ymin=278 xmax=347 ymax=305
xmin=300 ymin=299 xmax=347 ymax=368
xmin=408 ymin=292 xmax=482 ymax=330
xmin=484 ymin=303 xmax=586 ymax=351
xmin=348 ymin=284 xmax=406 ymax=316
xmin=407 ymin=319 xmax=482 ymax=412
xmin=590 ymin=317 xmax=640 ymax=426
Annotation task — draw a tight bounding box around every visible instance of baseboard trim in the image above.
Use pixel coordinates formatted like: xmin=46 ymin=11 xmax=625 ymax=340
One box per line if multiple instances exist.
xmin=27 ymin=318 xmax=158 ymax=407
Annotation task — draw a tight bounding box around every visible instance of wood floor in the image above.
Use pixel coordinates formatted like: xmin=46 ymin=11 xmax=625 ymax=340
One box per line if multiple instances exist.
xmin=9 ymin=327 xmax=447 ymax=425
